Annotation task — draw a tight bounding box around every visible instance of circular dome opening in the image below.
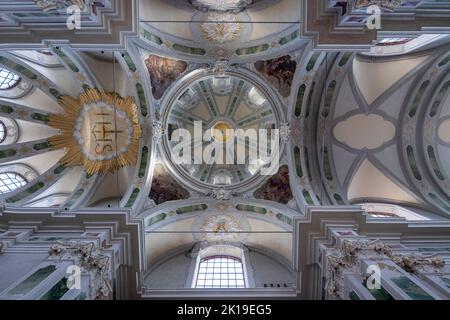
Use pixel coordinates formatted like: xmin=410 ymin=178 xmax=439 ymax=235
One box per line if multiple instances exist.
xmin=162 ymin=70 xmax=283 ymax=192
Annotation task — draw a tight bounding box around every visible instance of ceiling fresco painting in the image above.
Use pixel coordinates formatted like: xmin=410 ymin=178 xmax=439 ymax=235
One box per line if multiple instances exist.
xmin=254 ymin=55 xmax=297 ymax=97
xmin=149 ymin=163 xmax=190 ymax=205
xmin=144 ymin=54 xmax=188 ymax=100
xmin=253 ymin=164 xmax=293 ymax=205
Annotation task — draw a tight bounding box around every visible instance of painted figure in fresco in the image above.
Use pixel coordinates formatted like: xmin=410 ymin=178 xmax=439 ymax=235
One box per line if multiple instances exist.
xmin=144 ymin=55 xmax=188 ymax=100
xmin=254 ymin=165 xmax=293 ymax=204
xmin=149 ymin=165 xmax=190 ymax=205
xmin=254 ymin=55 xmax=297 ymax=97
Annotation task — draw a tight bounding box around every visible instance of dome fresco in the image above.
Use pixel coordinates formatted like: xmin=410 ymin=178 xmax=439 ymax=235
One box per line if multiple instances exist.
xmin=161 ymin=72 xmax=283 ymax=191
xmin=0 ymin=0 xmax=450 ymax=303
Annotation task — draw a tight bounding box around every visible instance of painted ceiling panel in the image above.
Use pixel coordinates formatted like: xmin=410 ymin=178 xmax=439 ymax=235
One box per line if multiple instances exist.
xmin=28 ymin=166 xmax=84 ymax=202
xmin=438 ymin=119 xmax=450 ymax=143
xmin=332 ymin=75 xmax=360 ymax=119
xmin=376 ymin=77 xmax=414 ymax=119
xmin=3 ymin=149 xmax=65 ymax=175
xmin=2 ymin=89 xmax=64 ymax=114
xmin=441 ymin=94 xmax=450 ymax=117
xmin=437 ymin=144 xmax=450 ymax=180
xmin=15 ymin=57 xmax=81 ymax=97
xmin=15 ymin=120 xmax=59 ymax=144
xmin=331 ymin=144 xmax=358 ymax=186
xmin=348 ymin=159 xmax=421 ymax=204
xmin=140 ymin=0 xmax=195 ymax=39
xmin=373 ymin=144 xmax=409 ymax=186
xmin=214 ymin=94 xmax=231 ymax=115
xmin=333 ymin=114 xmax=395 ymax=150
xmin=352 ymin=55 xmax=429 ymax=105
xmin=191 ymin=101 xmax=213 ymax=121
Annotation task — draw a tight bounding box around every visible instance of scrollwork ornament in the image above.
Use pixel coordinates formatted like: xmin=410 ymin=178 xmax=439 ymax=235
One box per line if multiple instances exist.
xmin=211 ymin=60 xmax=230 ymax=76
xmin=280 ymin=122 xmax=291 ymax=143
xmin=211 ymin=188 xmax=231 ymax=200
xmin=325 ymin=239 xmax=445 ymax=299
xmin=152 ymin=120 xmax=164 ymax=142
xmin=48 ymin=241 xmax=112 ymax=300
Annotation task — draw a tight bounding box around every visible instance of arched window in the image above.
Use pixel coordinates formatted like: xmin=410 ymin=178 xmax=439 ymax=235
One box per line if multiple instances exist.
xmin=195 ymin=256 xmax=245 ymax=289
xmin=0 ymin=121 xmax=6 ymax=143
xmin=0 ymin=67 xmax=20 ymax=90
xmin=0 ymin=172 xmax=27 ymax=194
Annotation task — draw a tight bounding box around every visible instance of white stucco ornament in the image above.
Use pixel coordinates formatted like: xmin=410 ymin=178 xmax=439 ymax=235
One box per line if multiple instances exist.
xmin=152 ymin=120 xmax=164 ymax=142
xmin=280 ymin=122 xmax=291 ymax=143
xmin=193 ymin=213 xmax=250 ymax=242
xmin=200 ymin=13 xmax=243 ymax=44
xmin=192 ymin=0 xmax=252 ymax=12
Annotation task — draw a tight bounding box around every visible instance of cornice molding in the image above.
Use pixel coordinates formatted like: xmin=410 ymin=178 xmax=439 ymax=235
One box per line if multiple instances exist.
xmin=0 ymin=0 xmax=138 ymax=50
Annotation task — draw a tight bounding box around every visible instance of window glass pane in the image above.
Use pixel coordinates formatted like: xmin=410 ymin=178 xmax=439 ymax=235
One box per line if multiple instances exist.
xmin=195 ymin=256 xmax=246 ymax=289
xmin=0 ymin=172 xmax=27 ymax=194
xmin=0 ymin=67 xmax=20 ymax=90
xmin=9 ymin=265 xmax=56 ymax=295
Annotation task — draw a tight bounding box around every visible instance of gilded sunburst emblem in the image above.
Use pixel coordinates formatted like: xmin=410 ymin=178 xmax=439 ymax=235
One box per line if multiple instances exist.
xmin=48 ymin=89 xmax=142 ymax=175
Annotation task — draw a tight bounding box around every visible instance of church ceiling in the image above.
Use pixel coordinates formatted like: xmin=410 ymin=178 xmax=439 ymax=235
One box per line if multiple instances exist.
xmin=304 ymin=47 xmax=450 ymax=215
xmin=0 ymin=2 xmax=448 ymax=233
xmin=1 ymin=0 xmax=450 ymax=302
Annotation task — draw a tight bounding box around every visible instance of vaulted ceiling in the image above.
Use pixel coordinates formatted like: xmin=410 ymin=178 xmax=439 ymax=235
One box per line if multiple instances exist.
xmin=0 ymin=0 xmax=449 ymax=218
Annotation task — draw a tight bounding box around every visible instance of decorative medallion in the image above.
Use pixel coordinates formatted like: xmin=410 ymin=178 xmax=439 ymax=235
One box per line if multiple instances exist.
xmin=48 ymin=89 xmax=142 ymax=175
xmin=200 ymin=12 xmax=243 ymax=44
xmin=194 ymin=213 xmax=250 ymax=242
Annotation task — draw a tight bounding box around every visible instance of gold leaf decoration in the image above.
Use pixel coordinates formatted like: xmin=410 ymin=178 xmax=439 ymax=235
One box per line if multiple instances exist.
xmin=48 ymin=89 xmax=142 ymax=175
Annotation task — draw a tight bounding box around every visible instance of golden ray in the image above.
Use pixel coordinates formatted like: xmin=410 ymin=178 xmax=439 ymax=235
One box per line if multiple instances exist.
xmin=48 ymin=88 xmax=142 ymax=175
